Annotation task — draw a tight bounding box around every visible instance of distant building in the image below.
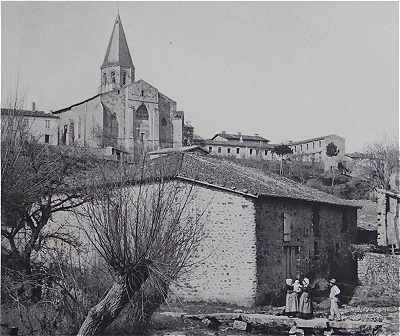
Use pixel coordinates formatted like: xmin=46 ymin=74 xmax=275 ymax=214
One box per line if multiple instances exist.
xmin=286 ymin=134 xmax=345 ymax=171
xmin=205 ymin=131 xmax=276 ymax=160
xmin=53 ymin=14 xmax=183 ymax=159
xmin=1 ymin=103 xmax=59 ymax=145
xmin=183 ymin=122 xmax=194 ymax=146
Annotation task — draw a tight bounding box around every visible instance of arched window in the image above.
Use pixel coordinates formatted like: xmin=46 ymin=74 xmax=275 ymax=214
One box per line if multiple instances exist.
xmin=136 ymin=104 xmax=149 ymax=120
xmin=103 ymin=72 xmax=107 ymax=85
xmin=161 ymin=118 xmax=167 ymax=126
xmin=111 ymin=71 xmax=116 ymax=83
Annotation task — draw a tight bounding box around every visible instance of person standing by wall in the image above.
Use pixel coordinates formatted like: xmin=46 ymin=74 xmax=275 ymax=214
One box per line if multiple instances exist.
xmin=285 ymin=279 xmax=298 ymax=317
xmin=328 ymin=278 xmax=342 ymax=321
xmin=299 ymin=277 xmax=313 ymax=319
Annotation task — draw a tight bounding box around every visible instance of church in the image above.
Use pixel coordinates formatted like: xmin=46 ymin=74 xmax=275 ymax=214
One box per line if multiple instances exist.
xmin=53 ymin=14 xmax=184 ymax=159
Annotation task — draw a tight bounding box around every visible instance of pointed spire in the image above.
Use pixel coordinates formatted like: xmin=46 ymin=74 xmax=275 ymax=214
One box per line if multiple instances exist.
xmin=102 ymin=14 xmax=134 ymax=70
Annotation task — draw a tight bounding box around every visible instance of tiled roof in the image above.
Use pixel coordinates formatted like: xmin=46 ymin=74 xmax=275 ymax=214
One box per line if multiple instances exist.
xmin=205 ymin=139 xmax=275 ymax=149
xmin=146 ymin=153 xmax=361 ymax=208
xmin=102 ymin=14 xmax=134 ymax=70
xmin=1 ymin=108 xmax=59 ymax=119
xmin=286 ymin=134 xmax=344 ymax=146
xmin=148 ymin=146 xmax=209 ymax=156
xmin=212 ymin=133 xmax=270 ymax=142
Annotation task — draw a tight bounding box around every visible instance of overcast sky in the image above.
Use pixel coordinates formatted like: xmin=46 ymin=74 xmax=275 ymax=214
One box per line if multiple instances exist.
xmin=2 ymin=1 xmax=398 ymax=152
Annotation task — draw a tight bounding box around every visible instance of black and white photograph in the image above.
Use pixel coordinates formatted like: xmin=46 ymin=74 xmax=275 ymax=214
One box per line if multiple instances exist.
xmin=1 ymin=1 xmax=399 ymax=336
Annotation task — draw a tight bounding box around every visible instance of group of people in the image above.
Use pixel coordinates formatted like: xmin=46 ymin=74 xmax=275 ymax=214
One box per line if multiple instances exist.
xmin=284 ymin=277 xmax=342 ymax=321
xmin=284 ymin=278 xmax=313 ymax=319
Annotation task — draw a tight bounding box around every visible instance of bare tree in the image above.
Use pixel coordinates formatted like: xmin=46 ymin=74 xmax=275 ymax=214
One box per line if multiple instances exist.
xmin=361 ymin=140 xmax=399 ymax=191
xmin=1 ymin=102 xmax=98 ymax=302
xmin=77 ymin=155 xmax=205 ymax=336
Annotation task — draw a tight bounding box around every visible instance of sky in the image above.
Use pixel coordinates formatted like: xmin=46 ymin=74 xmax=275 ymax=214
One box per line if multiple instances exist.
xmin=1 ymin=1 xmax=398 ymax=152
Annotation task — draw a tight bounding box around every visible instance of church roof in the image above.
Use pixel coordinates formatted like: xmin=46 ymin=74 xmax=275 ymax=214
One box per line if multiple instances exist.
xmin=102 ymin=14 xmax=134 ymax=70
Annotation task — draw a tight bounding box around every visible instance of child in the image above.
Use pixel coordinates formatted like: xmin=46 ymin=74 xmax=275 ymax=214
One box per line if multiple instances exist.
xmin=328 ymin=278 xmax=342 ymax=321
xmin=285 ymin=279 xmax=298 ymax=317
xmin=299 ymin=277 xmax=313 ymax=319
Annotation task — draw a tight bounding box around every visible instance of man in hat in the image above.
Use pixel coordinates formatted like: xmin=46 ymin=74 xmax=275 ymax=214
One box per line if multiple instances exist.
xmin=328 ymin=278 xmax=341 ymax=321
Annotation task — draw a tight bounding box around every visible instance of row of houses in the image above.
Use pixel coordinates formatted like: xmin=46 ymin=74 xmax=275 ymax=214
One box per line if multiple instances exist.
xmin=188 ymin=131 xmax=346 ymax=172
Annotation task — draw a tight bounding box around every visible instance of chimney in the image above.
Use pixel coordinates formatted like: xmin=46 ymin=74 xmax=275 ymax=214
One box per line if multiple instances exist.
xmin=32 ymin=102 xmax=36 ymax=112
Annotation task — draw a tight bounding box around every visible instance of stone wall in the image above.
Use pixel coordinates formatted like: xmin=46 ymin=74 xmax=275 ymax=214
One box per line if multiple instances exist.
xmin=357 ymin=252 xmax=399 ymax=291
xmin=174 ymin=186 xmax=258 ymax=307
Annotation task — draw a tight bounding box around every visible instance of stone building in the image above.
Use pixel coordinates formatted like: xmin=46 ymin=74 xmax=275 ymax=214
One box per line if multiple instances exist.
xmin=56 ymin=152 xmax=359 ymax=307
xmin=205 ymin=131 xmax=277 ymax=161
xmin=53 ymin=14 xmax=183 ymax=159
xmin=286 ymin=134 xmax=346 ymax=171
xmin=376 ymin=189 xmax=400 ymax=249
xmin=1 ymin=103 xmax=59 ymax=145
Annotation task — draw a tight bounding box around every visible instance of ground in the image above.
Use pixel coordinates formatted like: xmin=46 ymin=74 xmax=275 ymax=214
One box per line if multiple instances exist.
xmin=110 ymin=302 xmax=398 ymax=336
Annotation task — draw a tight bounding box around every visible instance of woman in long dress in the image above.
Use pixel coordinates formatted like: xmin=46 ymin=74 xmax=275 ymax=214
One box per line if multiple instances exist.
xmin=285 ymin=279 xmax=298 ymax=317
xmin=299 ymin=277 xmax=313 ymax=319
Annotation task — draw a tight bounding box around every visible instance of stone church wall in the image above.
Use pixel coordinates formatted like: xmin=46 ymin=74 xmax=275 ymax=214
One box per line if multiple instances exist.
xmin=57 ymin=95 xmax=103 ymax=148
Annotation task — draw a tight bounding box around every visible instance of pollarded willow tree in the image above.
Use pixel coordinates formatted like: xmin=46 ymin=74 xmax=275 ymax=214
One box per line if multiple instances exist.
xmin=77 ymin=155 xmax=206 ymax=336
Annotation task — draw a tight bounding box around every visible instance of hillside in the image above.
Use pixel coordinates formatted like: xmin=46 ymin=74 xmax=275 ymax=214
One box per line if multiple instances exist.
xmin=212 ymin=156 xmax=372 ymax=200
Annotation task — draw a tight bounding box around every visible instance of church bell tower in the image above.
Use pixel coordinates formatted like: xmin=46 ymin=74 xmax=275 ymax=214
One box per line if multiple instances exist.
xmin=100 ymin=14 xmax=135 ymax=92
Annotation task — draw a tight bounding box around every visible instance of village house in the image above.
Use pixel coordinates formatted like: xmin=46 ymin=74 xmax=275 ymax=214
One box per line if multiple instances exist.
xmin=56 ymin=151 xmax=360 ymax=307
xmin=286 ymin=134 xmax=346 ymax=171
xmin=1 ymin=103 xmax=59 ymax=145
xmin=52 ymin=14 xmax=184 ymax=159
xmin=205 ymin=131 xmax=277 ymax=161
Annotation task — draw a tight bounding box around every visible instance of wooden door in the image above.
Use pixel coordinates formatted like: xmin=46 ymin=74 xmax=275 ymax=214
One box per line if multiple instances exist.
xmin=284 ymin=246 xmax=299 ymax=279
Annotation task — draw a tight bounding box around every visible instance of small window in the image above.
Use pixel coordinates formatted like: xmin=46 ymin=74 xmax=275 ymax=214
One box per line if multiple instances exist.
xmin=209 ymin=146 xmax=212 ymax=152
xmin=161 ymin=118 xmax=167 ymax=126
xmin=312 ymin=207 xmax=320 ymax=237
xmin=45 ymin=120 xmax=50 ymax=129
xmin=140 ymin=132 xmax=144 ymax=143
xmin=314 ymin=241 xmax=320 ymax=256
xmin=283 ymin=212 xmax=291 ymax=242
xmin=122 ymin=71 xmax=126 ymax=85
xmin=319 ymin=140 xmax=322 ymax=147
xmin=306 ymin=144 xmax=309 ymax=150
xmin=141 ymin=90 xmax=144 ymax=97
xmin=250 ymin=148 xmax=253 ymax=155
xmin=265 ymin=149 xmax=268 ymax=156
xmin=313 ymin=142 xmax=315 ymax=149
xmin=256 ymin=149 xmax=259 ymax=155
xmin=111 ymin=71 xmax=116 ymax=83
xmin=44 ymin=134 xmax=50 ymax=144
xmin=300 ymin=144 xmax=303 ymax=151
xmin=227 ymin=148 xmax=231 ymax=154
xmin=236 ymin=148 xmax=240 ymax=154
xmin=218 ymin=147 xmax=221 ymax=153
xmin=103 ymin=72 xmax=107 ymax=85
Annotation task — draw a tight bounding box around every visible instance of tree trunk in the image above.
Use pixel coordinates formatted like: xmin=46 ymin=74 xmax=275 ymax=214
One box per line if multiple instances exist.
xmin=77 ymin=263 xmax=149 ymax=336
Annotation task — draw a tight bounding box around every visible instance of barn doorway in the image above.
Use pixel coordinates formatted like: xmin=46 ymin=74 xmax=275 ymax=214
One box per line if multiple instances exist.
xmin=283 ymin=245 xmax=300 ymax=279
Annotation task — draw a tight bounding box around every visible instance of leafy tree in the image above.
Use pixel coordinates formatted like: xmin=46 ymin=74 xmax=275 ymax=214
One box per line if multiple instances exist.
xmin=326 ymin=142 xmax=340 ymax=188
xmin=272 ymin=144 xmax=293 ymax=175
